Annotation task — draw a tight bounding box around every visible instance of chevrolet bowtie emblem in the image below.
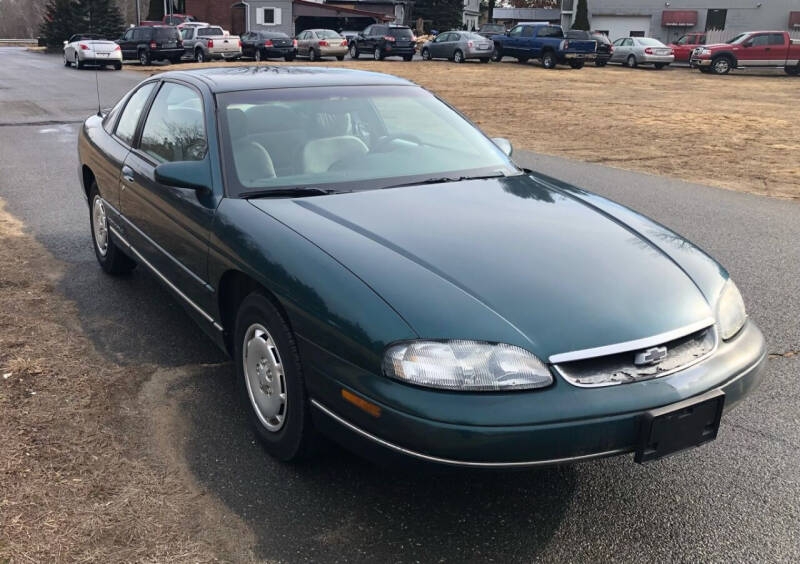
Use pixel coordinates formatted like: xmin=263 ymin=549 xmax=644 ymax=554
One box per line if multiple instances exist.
xmin=634 ymin=346 xmax=668 ymax=366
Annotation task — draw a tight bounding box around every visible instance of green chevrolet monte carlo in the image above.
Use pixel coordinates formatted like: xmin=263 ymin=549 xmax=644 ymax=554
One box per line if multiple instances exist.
xmin=77 ymin=67 xmax=766 ymax=468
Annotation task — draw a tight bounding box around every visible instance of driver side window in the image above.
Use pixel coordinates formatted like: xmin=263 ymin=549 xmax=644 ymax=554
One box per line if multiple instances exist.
xmin=509 ymin=26 xmax=523 ymax=38
xmin=139 ymin=83 xmax=207 ymax=163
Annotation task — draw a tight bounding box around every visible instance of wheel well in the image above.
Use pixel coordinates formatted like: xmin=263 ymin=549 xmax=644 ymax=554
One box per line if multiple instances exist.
xmin=81 ymin=165 xmax=95 ymax=200
xmin=217 ymin=270 xmax=290 ymax=355
xmin=712 ymin=52 xmax=736 ymax=64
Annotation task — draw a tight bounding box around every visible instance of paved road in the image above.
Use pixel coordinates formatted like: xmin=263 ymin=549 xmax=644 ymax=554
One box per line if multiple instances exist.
xmin=1 ymin=48 xmax=799 ymax=562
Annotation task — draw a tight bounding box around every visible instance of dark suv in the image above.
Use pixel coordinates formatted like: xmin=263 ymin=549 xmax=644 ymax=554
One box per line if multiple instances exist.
xmin=565 ymin=30 xmax=613 ymax=66
xmin=348 ymin=24 xmax=416 ymax=61
xmin=118 ymin=26 xmax=184 ymax=65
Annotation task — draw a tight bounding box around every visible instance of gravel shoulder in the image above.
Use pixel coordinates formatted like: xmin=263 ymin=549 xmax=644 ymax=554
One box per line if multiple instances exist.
xmin=132 ymin=59 xmax=800 ymax=200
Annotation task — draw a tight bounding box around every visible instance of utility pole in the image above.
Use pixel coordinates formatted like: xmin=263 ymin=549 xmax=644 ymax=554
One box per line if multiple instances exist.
xmin=135 ymin=0 xmax=140 ymax=25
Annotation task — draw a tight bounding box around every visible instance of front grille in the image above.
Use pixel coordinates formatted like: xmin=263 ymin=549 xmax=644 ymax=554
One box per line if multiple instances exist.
xmin=554 ymin=326 xmax=717 ymax=387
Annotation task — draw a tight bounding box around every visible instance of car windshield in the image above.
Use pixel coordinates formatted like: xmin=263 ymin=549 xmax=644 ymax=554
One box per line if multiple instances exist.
xmin=481 ymin=24 xmax=505 ymax=33
xmin=316 ymin=30 xmax=341 ymax=39
xmin=218 ymin=85 xmax=519 ymax=197
xmin=198 ymin=27 xmax=224 ymax=36
xmin=388 ymin=28 xmax=413 ymax=39
xmin=467 ymin=33 xmax=487 ymax=41
xmin=636 ymin=38 xmax=664 ymax=46
xmin=726 ymin=34 xmax=748 ymax=44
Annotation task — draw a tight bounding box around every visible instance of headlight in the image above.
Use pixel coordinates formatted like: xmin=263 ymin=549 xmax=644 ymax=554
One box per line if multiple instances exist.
xmin=700 ymin=48 xmax=711 ymax=55
xmin=715 ymin=279 xmax=747 ymax=340
xmin=382 ymin=340 xmax=553 ymax=391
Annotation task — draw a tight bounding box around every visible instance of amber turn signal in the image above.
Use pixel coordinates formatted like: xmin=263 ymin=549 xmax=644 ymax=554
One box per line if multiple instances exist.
xmin=341 ymin=389 xmax=381 ymax=418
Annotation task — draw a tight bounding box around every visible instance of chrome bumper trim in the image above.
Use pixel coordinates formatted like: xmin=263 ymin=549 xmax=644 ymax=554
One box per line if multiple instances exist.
xmin=310 ymin=399 xmax=630 ymax=468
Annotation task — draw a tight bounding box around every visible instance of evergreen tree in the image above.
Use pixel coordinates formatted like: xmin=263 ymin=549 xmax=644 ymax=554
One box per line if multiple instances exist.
xmin=76 ymin=0 xmax=125 ymax=39
xmin=413 ymin=0 xmax=464 ymax=33
xmin=572 ymin=0 xmax=590 ymax=31
xmin=40 ymin=0 xmax=81 ymax=47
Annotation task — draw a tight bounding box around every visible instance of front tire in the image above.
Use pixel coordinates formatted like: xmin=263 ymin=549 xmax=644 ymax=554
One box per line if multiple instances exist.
xmin=711 ymin=56 xmax=732 ymax=75
xmin=194 ymin=49 xmax=205 ymax=63
xmin=626 ymin=54 xmax=637 ymax=68
xmin=235 ymin=292 xmax=316 ymax=461
xmin=139 ymin=50 xmax=150 ymax=66
xmin=89 ymin=184 xmax=135 ymax=275
xmin=784 ymin=65 xmax=799 ymax=76
xmin=421 ymin=48 xmax=431 ymax=60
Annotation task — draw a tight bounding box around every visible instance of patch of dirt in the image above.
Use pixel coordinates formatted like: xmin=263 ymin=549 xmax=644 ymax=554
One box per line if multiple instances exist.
xmin=131 ymin=59 xmax=800 ymax=199
xmin=0 ymin=198 xmax=254 ymax=563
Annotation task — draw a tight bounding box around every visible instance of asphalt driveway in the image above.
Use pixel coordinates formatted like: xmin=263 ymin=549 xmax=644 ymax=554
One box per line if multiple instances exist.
xmin=1 ymin=48 xmax=798 ymax=562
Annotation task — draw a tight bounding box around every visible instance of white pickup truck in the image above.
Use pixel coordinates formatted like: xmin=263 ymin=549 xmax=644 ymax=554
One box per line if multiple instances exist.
xmin=180 ymin=25 xmax=242 ymax=63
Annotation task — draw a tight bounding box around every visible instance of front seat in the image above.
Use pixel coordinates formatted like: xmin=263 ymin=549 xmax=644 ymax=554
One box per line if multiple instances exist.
xmin=233 ymin=140 xmax=276 ymax=185
xmin=302 ymin=112 xmax=368 ymax=174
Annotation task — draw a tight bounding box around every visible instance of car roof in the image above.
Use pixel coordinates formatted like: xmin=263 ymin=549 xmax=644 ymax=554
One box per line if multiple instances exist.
xmin=153 ymin=66 xmax=415 ymax=93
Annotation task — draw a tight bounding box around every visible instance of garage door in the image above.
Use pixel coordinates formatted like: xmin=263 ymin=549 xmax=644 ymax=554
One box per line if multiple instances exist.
xmin=590 ymin=16 xmax=652 ymax=42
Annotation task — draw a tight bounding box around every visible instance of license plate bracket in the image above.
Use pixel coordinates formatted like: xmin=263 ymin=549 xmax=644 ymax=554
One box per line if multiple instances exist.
xmin=635 ymin=389 xmax=724 ymax=463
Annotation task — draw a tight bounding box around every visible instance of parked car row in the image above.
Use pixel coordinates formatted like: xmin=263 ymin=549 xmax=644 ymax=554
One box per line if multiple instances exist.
xmin=62 ymin=22 xmax=800 ymax=77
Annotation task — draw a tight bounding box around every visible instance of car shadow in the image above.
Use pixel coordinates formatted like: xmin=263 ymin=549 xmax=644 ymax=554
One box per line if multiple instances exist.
xmin=178 ymin=364 xmax=577 ymax=562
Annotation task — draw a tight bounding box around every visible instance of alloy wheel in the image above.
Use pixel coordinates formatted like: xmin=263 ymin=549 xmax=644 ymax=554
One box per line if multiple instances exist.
xmin=243 ymin=323 xmax=287 ymax=432
xmin=255 ymin=49 xmax=261 ymax=62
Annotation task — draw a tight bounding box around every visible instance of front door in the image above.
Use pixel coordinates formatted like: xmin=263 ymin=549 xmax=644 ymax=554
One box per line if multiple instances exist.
xmin=504 ymin=25 xmax=524 ymax=56
xmin=120 ymin=28 xmax=135 ymax=59
xmin=120 ymin=80 xmax=218 ymax=307
xmin=738 ymin=33 xmax=773 ymax=66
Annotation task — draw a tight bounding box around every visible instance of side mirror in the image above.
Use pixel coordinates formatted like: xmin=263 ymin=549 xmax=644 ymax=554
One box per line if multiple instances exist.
xmin=154 ymin=160 xmax=211 ymax=192
xmin=63 ymin=40 xmax=69 ymax=46
xmin=491 ymin=137 xmax=513 ymax=157
xmin=743 ymin=41 xmax=752 ymax=48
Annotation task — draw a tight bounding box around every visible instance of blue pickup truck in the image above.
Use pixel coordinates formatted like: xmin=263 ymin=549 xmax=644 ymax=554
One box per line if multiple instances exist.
xmin=491 ymin=23 xmax=597 ymax=69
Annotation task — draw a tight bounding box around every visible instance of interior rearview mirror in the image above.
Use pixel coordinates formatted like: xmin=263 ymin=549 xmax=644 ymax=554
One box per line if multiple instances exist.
xmin=154 ymin=160 xmax=211 ymax=192
xmin=491 ymin=137 xmax=513 ymax=157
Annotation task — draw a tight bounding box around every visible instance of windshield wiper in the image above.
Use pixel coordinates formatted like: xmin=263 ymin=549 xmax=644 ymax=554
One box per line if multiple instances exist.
xmin=381 ymin=172 xmax=515 ymax=190
xmin=240 ymin=187 xmax=337 ymax=199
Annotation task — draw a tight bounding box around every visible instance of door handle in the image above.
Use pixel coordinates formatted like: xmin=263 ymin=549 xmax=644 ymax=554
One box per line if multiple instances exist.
xmin=122 ymin=166 xmax=134 ymax=183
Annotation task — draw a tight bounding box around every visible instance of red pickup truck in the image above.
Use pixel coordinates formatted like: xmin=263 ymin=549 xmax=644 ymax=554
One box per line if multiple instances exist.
xmin=690 ymin=31 xmax=800 ymax=75
xmin=141 ymin=14 xmax=196 ymax=27
xmin=668 ymin=32 xmax=706 ymax=62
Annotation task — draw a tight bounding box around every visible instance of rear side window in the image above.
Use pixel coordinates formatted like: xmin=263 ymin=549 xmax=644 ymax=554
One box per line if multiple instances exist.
xmin=115 ymin=82 xmax=156 ymax=145
xmin=140 ymin=83 xmax=206 ymax=163
xmin=768 ymin=33 xmax=785 ymax=45
xmin=388 ymin=28 xmax=413 ymax=39
xmin=537 ymin=26 xmax=563 ymax=38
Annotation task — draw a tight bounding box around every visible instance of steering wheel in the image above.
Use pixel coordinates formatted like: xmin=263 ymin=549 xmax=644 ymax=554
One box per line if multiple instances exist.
xmin=371 ymin=133 xmax=422 ymax=153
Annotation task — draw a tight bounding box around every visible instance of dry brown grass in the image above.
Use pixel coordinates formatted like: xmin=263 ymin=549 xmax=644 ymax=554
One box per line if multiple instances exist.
xmin=132 ymin=59 xmax=800 ymax=199
xmin=0 ymin=198 xmax=253 ymax=563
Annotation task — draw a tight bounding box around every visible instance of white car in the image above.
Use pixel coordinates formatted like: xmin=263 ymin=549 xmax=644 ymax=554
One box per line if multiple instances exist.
xmin=63 ymin=34 xmax=123 ymax=70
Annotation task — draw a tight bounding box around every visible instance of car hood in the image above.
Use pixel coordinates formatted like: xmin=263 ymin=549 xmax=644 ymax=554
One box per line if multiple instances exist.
xmin=250 ymin=175 xmax=714 ymax=360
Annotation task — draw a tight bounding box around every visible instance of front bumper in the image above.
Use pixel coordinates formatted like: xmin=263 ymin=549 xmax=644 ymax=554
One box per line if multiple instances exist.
xmin=308 ymin=320 xmax=766 ymax=468
xmin=691 ymin=57 xmax=712 ymax=67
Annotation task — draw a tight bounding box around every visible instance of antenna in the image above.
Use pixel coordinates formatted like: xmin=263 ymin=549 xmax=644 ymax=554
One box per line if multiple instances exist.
xmin=95 ymin=67 xmax=102 ymax=117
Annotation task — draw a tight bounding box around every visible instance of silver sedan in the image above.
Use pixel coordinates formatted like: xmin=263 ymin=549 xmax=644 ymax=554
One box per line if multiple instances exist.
xmin=421 ymin=31 xmax=493 ymax=63
xmin=63 ymin=34 xmax=122 ymax=70
xmin=610 ymin=37 xmax=674 ymax=69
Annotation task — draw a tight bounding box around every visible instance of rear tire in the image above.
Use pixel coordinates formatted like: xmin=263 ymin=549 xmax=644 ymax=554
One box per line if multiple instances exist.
xmin=234 ymin=292 xmax=317 ymax=462
xmin=337 ymin=55 xmax=345 ymax=61
xmin=453 ymin=49 xmax=464 ymax=64
xmin=626 ymin=54 xmax=637 ymax=68
xmin=542 ymin=51 xmax=556 ymax=69
xmin=89 ymin=184 xmax=135 ymax=275
xmin=784 ymin=65 xmax=800 ymax=76
xmin=492 ymin=46 xmax=503 ymax=62
xmin=309 ymin=48 xmax=319 ymax=62
xmin=654 ymin=63 xmax=666 ymax=69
